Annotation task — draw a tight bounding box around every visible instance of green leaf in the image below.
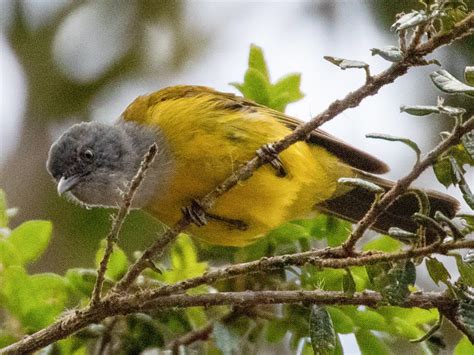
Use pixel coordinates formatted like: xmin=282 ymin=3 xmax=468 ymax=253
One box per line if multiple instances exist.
xmin=338 ymin=177 xmax=384 ymax=194
xmin=430 ymin=69 xmax=474 ymax=97
xmin=400 ymin=105 xmax=440 ymax=116
xmin=325 ymin=217 xmax=351 ymax=247
xmin=2 ymin=267 xmax=69 ymax=331
xmin=271 ymin=73 xmax=304 ymax=102
xmin=343 ymin=269 xmax=356 ymax=297
xmin=65 ymin=268 xmax=98 ymax=296
xmin=370 ymin=46 xmax=402 ymax=62
xmin=324 ymin=56 xmax=368 ymax=70
xmin=242 ymin=68 xmax=270 ymax=105
xmin=366 ymin=133 xmax=421 ymax=162
xmin=8 ymin=220 xmax=52 ymax=265
xmin=310 ymin=305 xmax=337 ymax=355
xmin=0 ymin=239 xmax=21 ymax=267
xmin=157 ymin=234 xmax=207 ymax=284
xmin=95 ymin=242 xmax=129 ymax=280
xmin=212 ymin=321 xmax=240 ymax=355
xmin=454 ymin=335 xmax=474 ymax=355
xmin=342 ymin=307 xmax=389 ymax=332
xmin=326 ymin=307 xmax=354 ymax=334
xmin=266 ymin=319 xmax=289 ymax=343
xmin=455 ymin=254 xmax=474 ymax=287
xmin=465 ymin=66 xmax=474 ymax=86
xmin=363 ymin=235 xmax=401 ymax=253
xmin=433 ymin=156 xmax=454 ymax=188
xmin=248 ymin=44 xmax=270 ymax=80
xmin=355 ymin=329 xmax=390 ymax=355
xmin=425 ymin=257 xmax=451 ymax=286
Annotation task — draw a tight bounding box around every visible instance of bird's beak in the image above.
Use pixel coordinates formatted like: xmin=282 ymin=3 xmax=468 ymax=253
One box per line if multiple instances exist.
xmin=57 ymin=175 xmax=81 ymax=196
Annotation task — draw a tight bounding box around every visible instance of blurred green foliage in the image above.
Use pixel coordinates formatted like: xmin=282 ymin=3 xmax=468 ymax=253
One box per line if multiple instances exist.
xmin=1 ymin=1 xmax=474 ymax=354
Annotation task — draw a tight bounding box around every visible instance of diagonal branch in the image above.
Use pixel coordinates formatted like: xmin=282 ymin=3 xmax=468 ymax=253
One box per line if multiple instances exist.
xmin=342 ymin=116 xmax=474 ymax=251
xmin=114 ymin=12 xmax=474 ymax=292
xmin=2 ymin=12 xmax=473 ymax=355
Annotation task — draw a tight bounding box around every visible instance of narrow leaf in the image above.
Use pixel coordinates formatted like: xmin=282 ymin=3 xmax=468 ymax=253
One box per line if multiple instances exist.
xmin=430 ymin=69 xmax=474 ymax=97
xmin=366 ymin=133 xmax=421 ymax=162
xmin=391 ymin=11 xmax=427 ymax=32
xmin=370 ymin=46 xmax=403 ymax=62
xmin=338 ymin=177 xmax=384 ymax=194
xmin=310 ymin=305 xmax=337 ymax=355
xmin=324 ymin=56 xmax=368 ymax=70
xmin=388 ymin=227 xmax=419 ymax=244
xmin=400 ymin=105 xmax=440 ymax=116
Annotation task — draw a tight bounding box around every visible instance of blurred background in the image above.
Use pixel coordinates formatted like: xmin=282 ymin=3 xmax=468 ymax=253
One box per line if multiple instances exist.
xmin=0 ymin=0 xmax=473 ymax=288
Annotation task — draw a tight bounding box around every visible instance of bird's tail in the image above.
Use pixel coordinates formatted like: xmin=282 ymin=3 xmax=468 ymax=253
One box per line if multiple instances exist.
xmin=315 ymin=172 xmax=460 ymax=235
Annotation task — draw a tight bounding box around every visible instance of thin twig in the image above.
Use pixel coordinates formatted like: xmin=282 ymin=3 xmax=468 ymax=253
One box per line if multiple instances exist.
xmin=342 ymin=116 xmax=474 ymax=252
xmin=115 ymin=12 xmax=474 ymax=292
xmin=91 ymin=144 xmax=158 ymax=305
xmin=2 ymin=13 xmax=473 ymax=355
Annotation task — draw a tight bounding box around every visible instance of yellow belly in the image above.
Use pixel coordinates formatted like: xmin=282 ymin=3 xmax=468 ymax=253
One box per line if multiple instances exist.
xmin=124 ymin=92 xmax=352 ymax=246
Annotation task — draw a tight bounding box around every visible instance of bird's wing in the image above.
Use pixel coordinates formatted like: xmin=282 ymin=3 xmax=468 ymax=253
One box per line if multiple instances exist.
xmin=146 ymin=86 xmax=389 ymax=174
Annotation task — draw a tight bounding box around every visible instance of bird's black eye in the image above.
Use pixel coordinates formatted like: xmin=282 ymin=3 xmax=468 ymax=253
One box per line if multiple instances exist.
xmin=82 ymin=149 xmax=95 ymax=162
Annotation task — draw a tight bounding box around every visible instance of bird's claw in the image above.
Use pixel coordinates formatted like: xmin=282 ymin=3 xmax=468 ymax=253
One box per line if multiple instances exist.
xmin=182 ymin=199 xmax=208 ymax=227
xmin=256 ymin=143 xmax=287 ymax=177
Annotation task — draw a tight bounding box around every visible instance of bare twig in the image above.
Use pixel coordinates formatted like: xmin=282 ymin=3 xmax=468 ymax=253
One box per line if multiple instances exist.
xmin=115 ymin=12 xmax=474 ymax=293
xmin=342 ymin=116 xmax=474 ymax=252
xmin=2 ymin=12 xmax=473 ymax=355
xmin=91 ymin=144 xmax=158 ymax=305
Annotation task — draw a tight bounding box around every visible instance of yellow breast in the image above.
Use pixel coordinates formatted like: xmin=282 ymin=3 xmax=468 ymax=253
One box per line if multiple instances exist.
xmin=122 ymin=88 xmax=350 ymax=246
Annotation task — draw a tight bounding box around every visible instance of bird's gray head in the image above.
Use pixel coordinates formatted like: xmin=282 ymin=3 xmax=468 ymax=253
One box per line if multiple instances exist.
xmin=46 ymin=121 xmax=170 ymax=208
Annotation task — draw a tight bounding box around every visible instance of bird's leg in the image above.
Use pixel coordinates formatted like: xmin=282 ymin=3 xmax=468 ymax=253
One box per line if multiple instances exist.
xmin=206 ymin=213 xmax=249 ymax=231
xmin=181 ymin=199 xmax=208 ymax=227
xmin=182 ymin=199 xmax=248 ymax=230
xmin=256 ymin=143 xmax=287 ymax=177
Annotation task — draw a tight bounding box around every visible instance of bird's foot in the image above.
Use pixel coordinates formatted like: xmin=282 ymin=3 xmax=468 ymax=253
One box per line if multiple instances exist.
xmin=256 ymin=143 xmax=287 ymax=177
xmin=182 ymin=199 xmax=208 ymax=227
xmin=182 ymin=199 xmax=248 ymax=231
xmin=206 ymin=213 xmax=249 ymax=231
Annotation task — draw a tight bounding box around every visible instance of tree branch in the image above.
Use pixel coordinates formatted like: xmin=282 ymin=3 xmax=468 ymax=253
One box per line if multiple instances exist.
xmin=91 ymin=144 xmax=158 ymax=305
xmin=342 ymin=116 xmax=474 ymax=251
xmin=114 ymin=11 xmax=474 ymax=293
xmin=2 ymin=12 xmax=473 ymax=355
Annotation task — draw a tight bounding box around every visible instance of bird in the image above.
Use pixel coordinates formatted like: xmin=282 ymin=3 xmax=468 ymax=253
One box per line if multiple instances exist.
xmin=46 ymin=85 xmax=459 ymax=246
